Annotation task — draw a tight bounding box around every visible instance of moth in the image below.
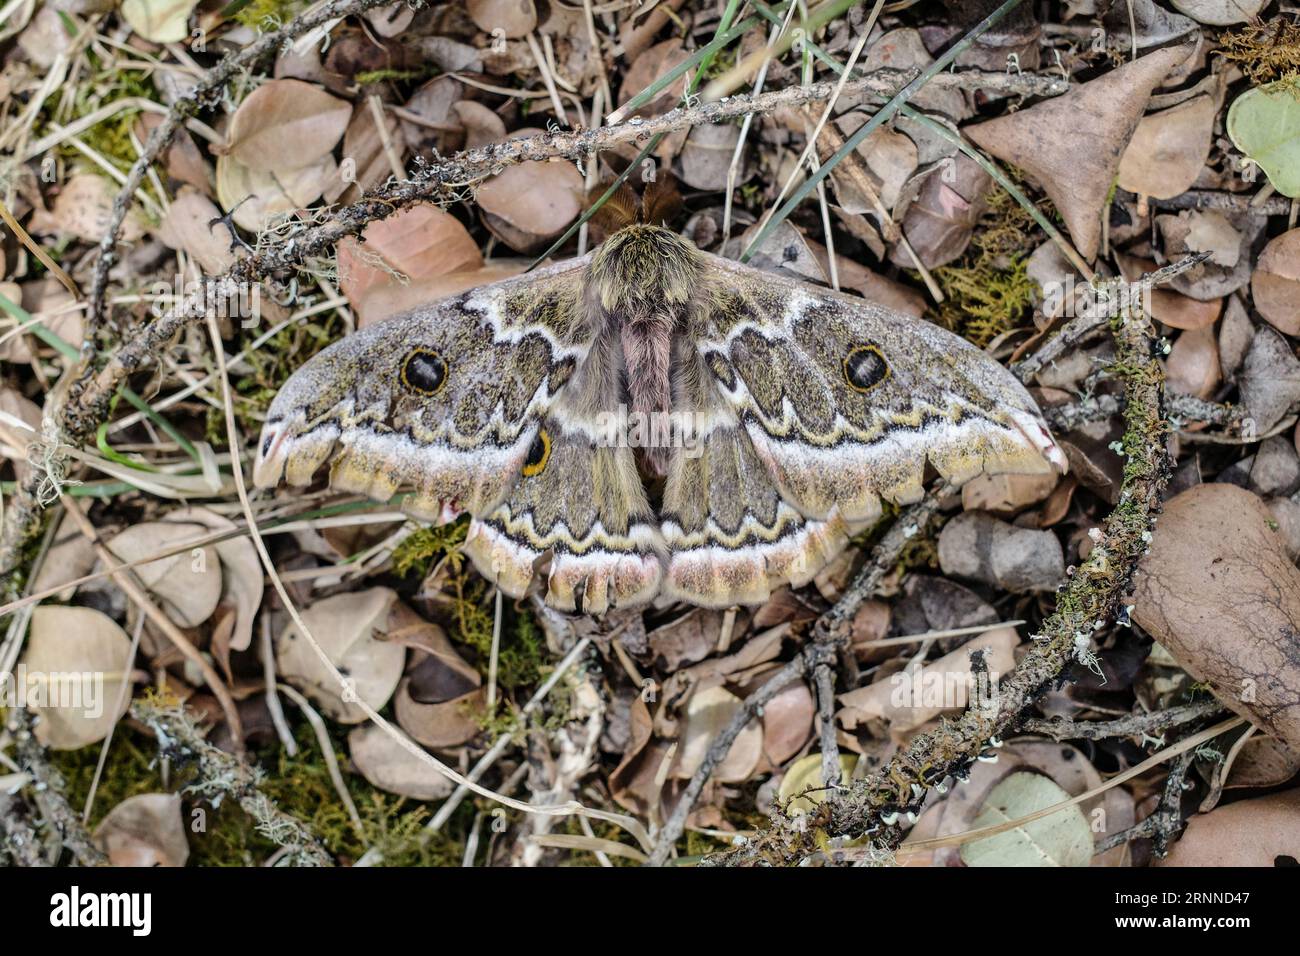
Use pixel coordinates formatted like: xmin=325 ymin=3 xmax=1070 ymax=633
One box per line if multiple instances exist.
xmin=254 ymin=193 xmax=1066 ymax=614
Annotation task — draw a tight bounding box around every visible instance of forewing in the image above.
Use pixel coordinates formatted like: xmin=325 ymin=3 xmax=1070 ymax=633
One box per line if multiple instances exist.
xmin=693 ymin=254 xmax=1066 ymax=522
xmin=253 ymin=258 xmax=591 ymax=521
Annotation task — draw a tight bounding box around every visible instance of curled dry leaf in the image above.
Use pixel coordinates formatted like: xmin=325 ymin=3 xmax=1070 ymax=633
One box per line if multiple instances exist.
xmin=1117 ymin=94 xmax=1216 ymax=200
xmin=837 ymin=627 xmax=1019 ymax=735
xmin=21 ymin=606 xmax=133 ymax=750
xmin=93 ymin=793 xmax=189 ymax=867
xmin=938 ymin=512 xmax=1065 ymax=593
xmin=1252 ymin=228 xmax=1300 ymax=337
xmin=224 ymin=79 xmax=351 ymax=174
xmin=889 ymin=155 xmax=991 ymax=269
xmin=106 ymin=521 xmax=222 ymax=628
xmin=348 ymin=723 xmax=454 ymax=800
xmin=964 ymin=43 xmax=1194 ymax=261
xmin=1133 ymin=483 xmax=1300 ymax=758
xmin=1159 ymin=787 xmax=1300 ymax=867
xmin=277 ymin=587 xmax=406 ymax=724
xmin=671 ymin=685 xmax=763 ymax=783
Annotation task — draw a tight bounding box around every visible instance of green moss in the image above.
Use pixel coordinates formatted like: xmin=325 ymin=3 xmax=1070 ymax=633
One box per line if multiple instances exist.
xmin=232 ymin=0 xmax=306 ymax=30
xmin=49 ymin=721 xmax=471 ymax=866
xmin=931 ymin=188 xmax=1041 ymax=348
xmin=391 ymin=519 xmax=469 ymax=578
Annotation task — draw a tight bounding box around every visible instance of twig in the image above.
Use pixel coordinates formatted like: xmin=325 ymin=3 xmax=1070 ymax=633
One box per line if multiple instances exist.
xmin=8 ymin=709 xmax=108 ymax=866
xmin=1043 ymin=391 xmax=1245 ymax=432
xmin=87 ymin=0 xmax=413 ymax=329
xmin=131 ymin=697 xmax=334 ymax=866
xmin=1021 ymin=699 xmax=1224 ymax=741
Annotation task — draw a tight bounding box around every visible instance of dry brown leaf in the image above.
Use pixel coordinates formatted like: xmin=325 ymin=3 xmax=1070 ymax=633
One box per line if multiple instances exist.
xmin=477 ymin=140 xmax=584 ymax=252
xmin=1159 ymin=787 xmax=1300 ymax=866
xmin=21 ymin=606 xmax=133 ymax=750
xmin=348 ymin=723 xmax=454 ymax=799
xmin=466 ymin=0 xmax=536 ymax=38
xmin=224 ymin=79 xmax=351 ymax=173
xmin=1252 ymin=228 xmax=1300 ymax=337
xmin=1133 ymin=483 xmax=1300 ymax=758
xmin=106 ymin=521 xmax=223 ymax=629
xmin=837 ymin=628 xmax=1019 ymax=734
xmin=393 ymin=682 xmax=485 ymax=749
xmin=938 ymin=512 xmax=1065 ymax=593
xmin=277 ymin=587 xmax=406 ymax=724
xmin=1165 ymin=324 xmax=1221 ymax=399
xmin=156 ymin=188 xmax=236 ymax=276
xmin=1117 ymin=94 xmax=1216 ymax=200
xmin=216 ymin=152 xmax=338 ymax=232
xmin=671 ymin=685 xmax=763 ymax=783
xmin=964 ymin=43 xmax=1194 ymax=261
xmin=27 ymin=174 xmax=145 ymax=244
xmin=1240 ymin=325 xmax=1300 ymax=434
xmin=93 ymin=793 xmax=189 ymax=867
xmin=336 ymin=202 xmax=483 ymax=324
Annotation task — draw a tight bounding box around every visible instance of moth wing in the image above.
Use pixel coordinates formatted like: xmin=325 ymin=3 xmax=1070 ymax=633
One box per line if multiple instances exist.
xmin=661 ymin=422 xmax=853 ymax=608
xmin=693 ymin=255 xmax=1066 ymax=523
xmin=463 ymin=418 xmax=664 ymax=614
xmin=253 ymin=258 xmax=591 ymax=522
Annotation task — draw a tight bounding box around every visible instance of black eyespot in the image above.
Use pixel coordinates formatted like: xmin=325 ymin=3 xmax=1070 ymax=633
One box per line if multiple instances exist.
xmin=522 ymin=428 xmax=551 ymax=477
xmin=401 ymin=349 xmax=447 ymax=395
xmin=844 ymin=344 xmax=890 ymax=393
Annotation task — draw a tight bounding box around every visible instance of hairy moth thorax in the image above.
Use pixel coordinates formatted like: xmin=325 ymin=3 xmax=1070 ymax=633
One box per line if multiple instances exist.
xmin=587 ymin=225 xmax=706 ymax=473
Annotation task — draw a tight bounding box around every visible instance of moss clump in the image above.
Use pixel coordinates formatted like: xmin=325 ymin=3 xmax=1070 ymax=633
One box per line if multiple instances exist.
xmin=391 ymin=519 xmax=469 ymax=578
xmin=1220 ymin=19 xmax=1300 ymax=85
xmin=231 ymin=0 xmax=307 ymax=30
xmin=49 ymin=721 xmax=471 ymax=866
xmin=932 ymin=185 xmax=1043 ymax=348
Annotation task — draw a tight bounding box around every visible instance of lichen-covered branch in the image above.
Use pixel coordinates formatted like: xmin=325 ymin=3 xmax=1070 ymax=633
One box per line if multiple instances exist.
xmin=8 ymin=709 xmax=108 ymax=866
xmin=132 ymin=697 xmax=334 ymax=867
